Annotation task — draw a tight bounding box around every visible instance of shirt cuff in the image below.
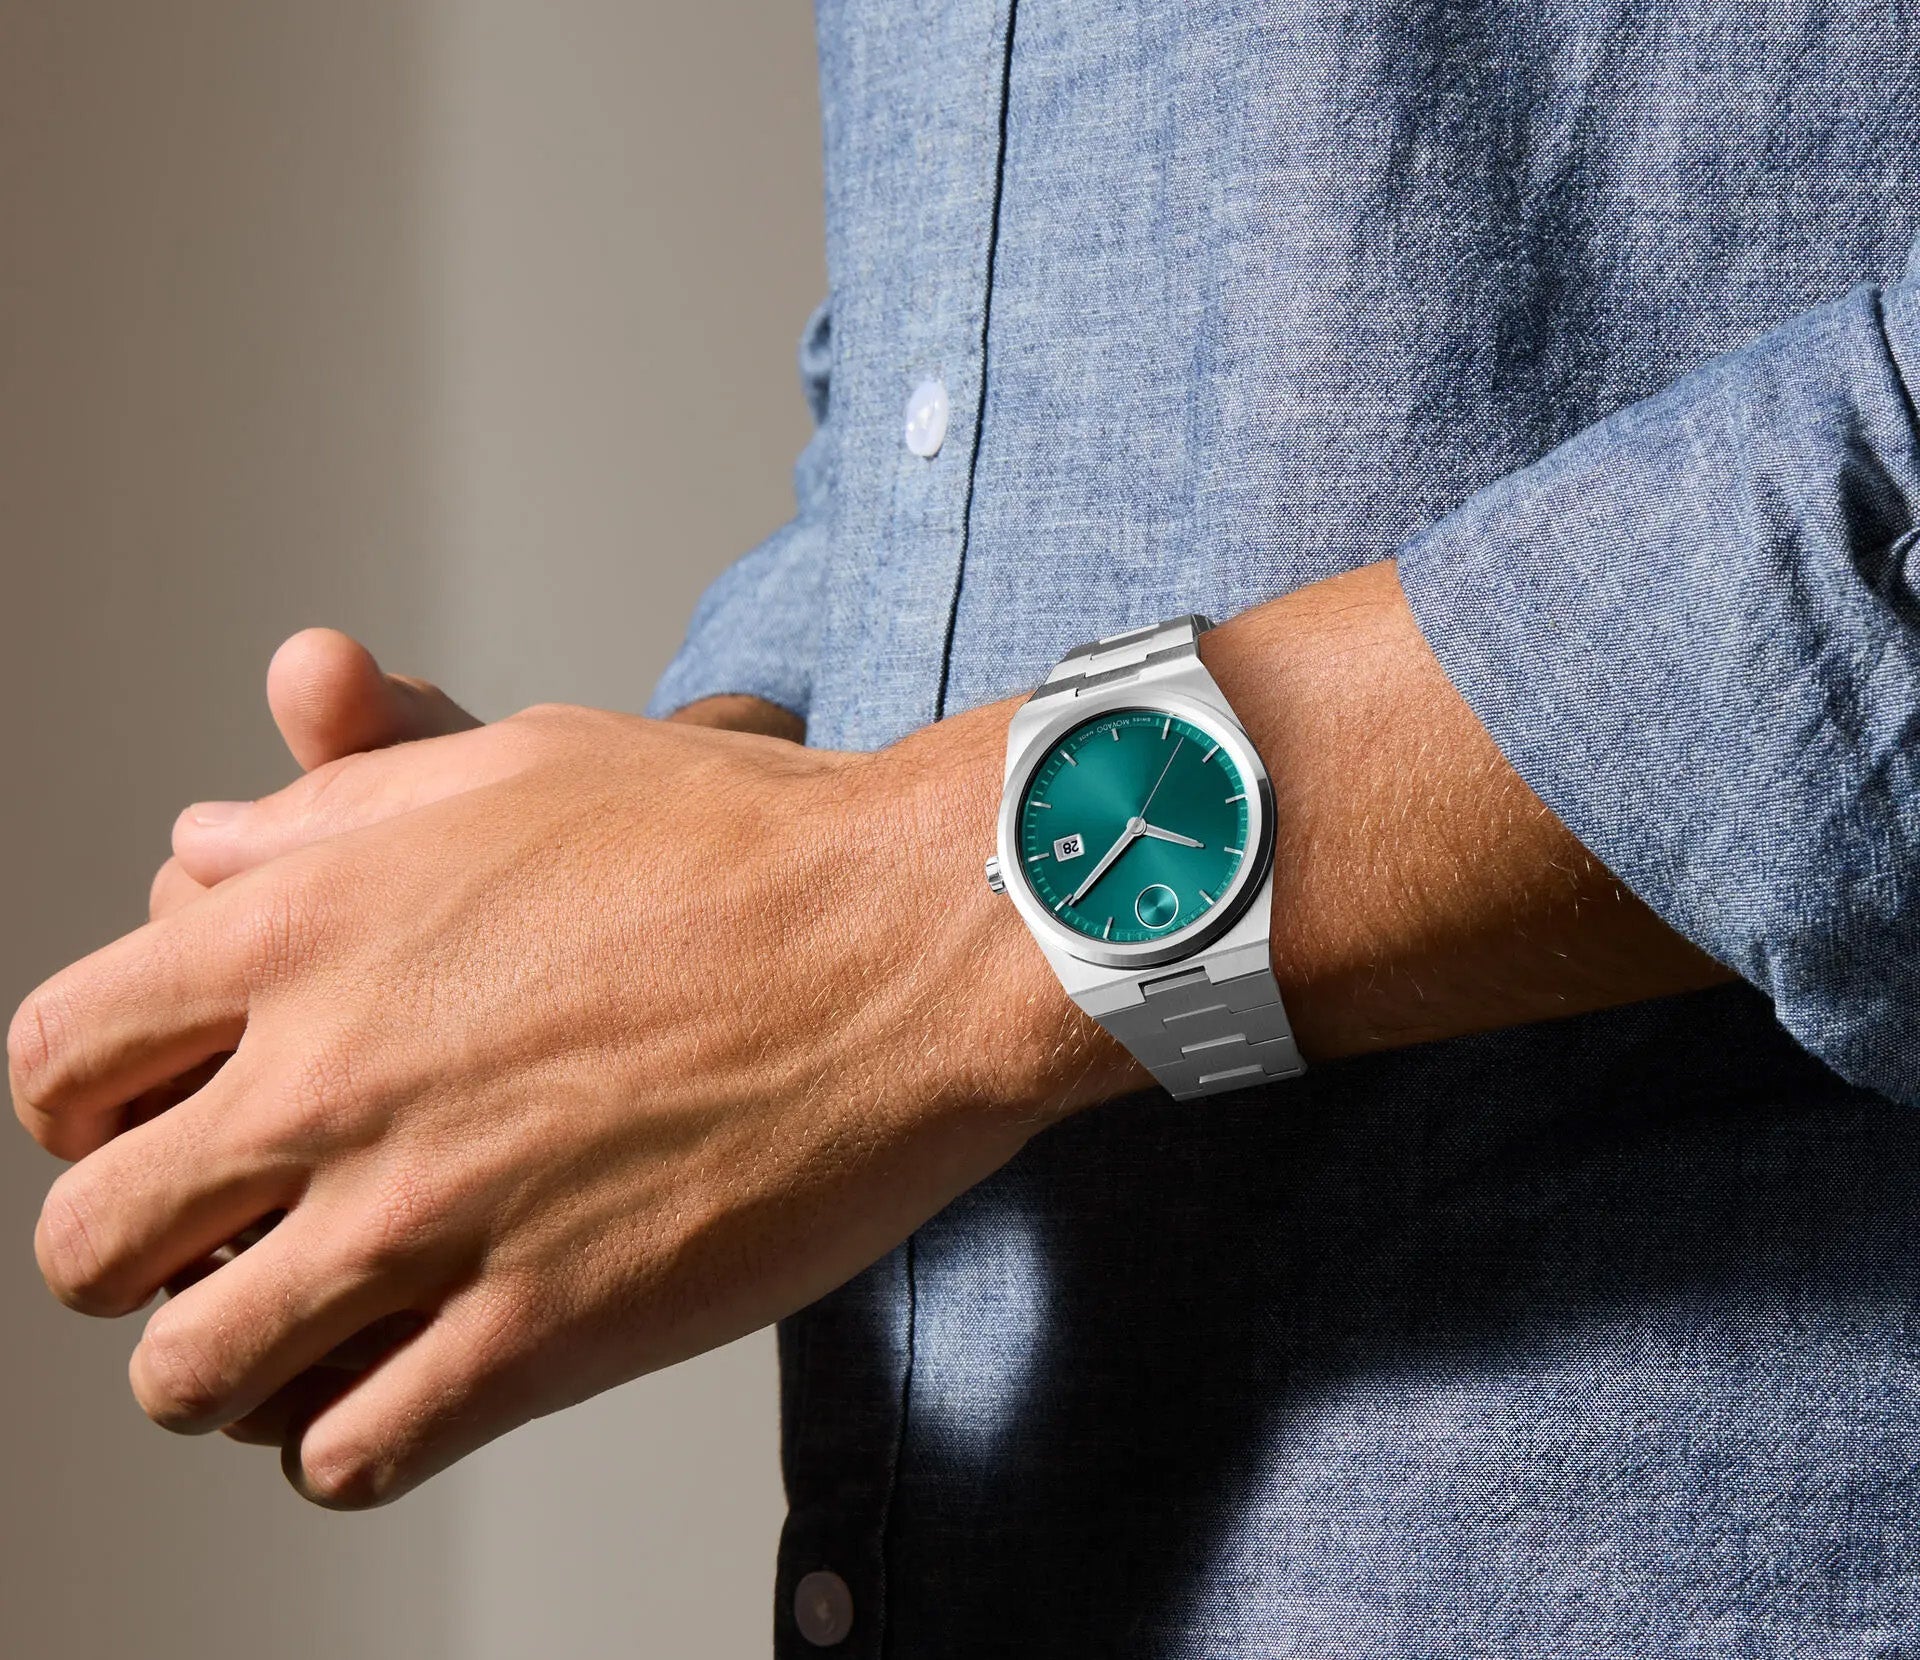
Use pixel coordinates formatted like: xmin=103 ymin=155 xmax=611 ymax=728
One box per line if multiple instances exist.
xmin=645 ymin=515 xmax=825 ymax=723
xmin=1396 ymin=281 xmax=1920 ymax=1103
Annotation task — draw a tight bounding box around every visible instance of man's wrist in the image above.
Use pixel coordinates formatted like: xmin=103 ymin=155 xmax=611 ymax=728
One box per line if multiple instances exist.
xmin=867 ymin=560 xmax=1729 ymax=1135
xmin=823 ymin=556 xmax=1727 ymax=1140
xmin=656 ymin=690 xmax=1119 ymax=1131
xmin=862 ymin=697 xmax=1141 ymax=1132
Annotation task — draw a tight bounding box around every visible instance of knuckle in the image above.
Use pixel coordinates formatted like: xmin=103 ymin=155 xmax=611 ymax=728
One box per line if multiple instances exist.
xmin=9 ymin=987 xmax=69 ymax=1118
xmin=269 ymin=1035 xmax=363 ymax=1150
xmin=148 ymin=857 xmax=204 ymax=922
xmin=353 ymin=1161 xmax=451 ymax=1272
xmin=36 ymin=1176 xmax=117 ymax=1312
xmin=461 ymin=1281 xmax=539 ymax=1374
xmin=504 ymin=703 xmax=585 ymax=750
xmin=133 ymin=1319 xmax=232 ymax=1432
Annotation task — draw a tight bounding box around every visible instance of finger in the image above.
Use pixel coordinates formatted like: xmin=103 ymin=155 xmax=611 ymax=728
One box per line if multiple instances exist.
xmin=35 ymin=1060 xmax=292 ymax=1316
xmin=10 ymin=898 xmax=253 ymax=1161
xmin=163 ymin=1206 xmax=281 ymax=1298
xmin=148 ymin=856 xmax=208 ymax=922
xmin=130 ymin=1209 xmax=432 ymax=1435
xmin=121 ymin=1052 xmax=231 ymax=1139
xmin=219 ymin=1311 xmax=430 ymax=1447
xmin=222 ymin=1367 xmax=353 ymax=1448
xmin=267 ymin=628 xmax=479 ymax=772
xmin=285 ymin=1287 xmax=534 ymax=1510
xmin=172 ymin=724 xmax=522 ymax=888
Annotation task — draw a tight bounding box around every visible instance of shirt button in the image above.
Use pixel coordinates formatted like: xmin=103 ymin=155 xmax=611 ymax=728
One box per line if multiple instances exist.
xmin=793 ymin=1569 xmax=854 ymax=1647
xmin=903 ymin=377 xmax=949 ymax=458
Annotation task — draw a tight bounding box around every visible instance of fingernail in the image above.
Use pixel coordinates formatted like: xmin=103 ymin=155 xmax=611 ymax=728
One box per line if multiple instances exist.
xmin=187 ymin=801 xmax=246 ymax=827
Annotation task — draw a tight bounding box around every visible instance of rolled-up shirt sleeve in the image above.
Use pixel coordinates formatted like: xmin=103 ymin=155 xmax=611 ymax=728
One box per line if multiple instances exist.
xmin=646 ymin=299 xmax=835 ymax=724
xmin=1396 ymin=250 xmax=1920 ymax=1104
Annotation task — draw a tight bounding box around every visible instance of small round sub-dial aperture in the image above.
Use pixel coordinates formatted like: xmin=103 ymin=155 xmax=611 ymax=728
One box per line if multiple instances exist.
xmin=1015 ymin=709 xmax=1251 ymax=943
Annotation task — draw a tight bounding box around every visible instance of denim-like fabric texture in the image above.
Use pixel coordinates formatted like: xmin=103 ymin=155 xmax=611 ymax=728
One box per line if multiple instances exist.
xmin=649 ymin=3 xmax=1920 ymax=1653
xmin=646 ymin=299 xmax=835 ymax=720
xmin=1399 ymin=284 xmax=1920 ymax=1107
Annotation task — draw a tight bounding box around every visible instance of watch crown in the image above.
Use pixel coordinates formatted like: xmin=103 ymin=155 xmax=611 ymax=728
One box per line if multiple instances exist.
xmin=983 ymin=855 xmax=1005 ymax=894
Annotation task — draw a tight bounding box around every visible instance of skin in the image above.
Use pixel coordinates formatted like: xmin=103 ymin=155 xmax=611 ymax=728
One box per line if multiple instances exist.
xmin=8 ymin=561 xmax=1729 ymax=1509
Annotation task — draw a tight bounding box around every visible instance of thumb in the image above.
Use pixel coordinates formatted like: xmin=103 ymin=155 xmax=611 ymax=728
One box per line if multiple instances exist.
xmin=171 ymin=724 xmax=526 ymax=888
xmin=268 ymin=628 xmax=480 ymax=772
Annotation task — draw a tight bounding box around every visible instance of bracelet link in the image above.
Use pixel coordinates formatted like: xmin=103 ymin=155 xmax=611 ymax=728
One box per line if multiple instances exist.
xmin=1031 ymin=615 xmax=1214 ymax=703
xmin=1101 ymin=961 xmax=1303 ymax=1102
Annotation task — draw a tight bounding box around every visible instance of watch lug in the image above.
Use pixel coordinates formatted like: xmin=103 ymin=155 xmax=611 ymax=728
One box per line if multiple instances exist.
xmin=1029 ymin=931 xmax=1131 ymax=1006
xmin=1003 ymin=700 xmax=1053 ymax=784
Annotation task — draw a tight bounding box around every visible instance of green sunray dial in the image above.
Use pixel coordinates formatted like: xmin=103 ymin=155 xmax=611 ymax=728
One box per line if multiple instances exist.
xmin=1015 ymin=709 xmax=1251 ymax=943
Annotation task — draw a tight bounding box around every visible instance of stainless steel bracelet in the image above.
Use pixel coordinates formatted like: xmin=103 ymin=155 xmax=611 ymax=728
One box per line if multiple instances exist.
xmin=1020 ymin=614 xmax=1305 ymax=1102
xmin=1029 ymin=613 xmax=1213 ymax=701
xmin=1094 ymin=958 xmax=1304 ymax=1102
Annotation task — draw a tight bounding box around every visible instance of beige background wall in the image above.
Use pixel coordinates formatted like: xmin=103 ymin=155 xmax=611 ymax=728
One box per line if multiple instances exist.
xmin=0 ymin=5 xmax=823 ymax=1655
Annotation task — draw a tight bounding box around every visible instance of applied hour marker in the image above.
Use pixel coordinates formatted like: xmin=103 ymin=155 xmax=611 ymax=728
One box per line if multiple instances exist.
xmin=1053 ymin=896 xmax=1069 ymax=912
xmin=1111 ymin=726 xmax=1121 ymax=740
xmin=1027 ymin=852 xmax=1046 ymax=862
xmin=1103 ymin=917 xmax=1114 ymax=939
xmin=1061 ymin=752 xmax=1078 ymax=767
xmin=1199 ymin=889 xmax=1215 ymax=905
xmin=1161 ymin=717 xmax=1171 ymax=740
xmin=1202 ymin=744 xmax=1220 ymax=763
xmin=1226 ymin=847 xmax=1243 ymax=856
xmin=1224 ymin=792 xmax=1246 ymax=804
xmin=1030 ymin=799 xmax=1052 ymax=809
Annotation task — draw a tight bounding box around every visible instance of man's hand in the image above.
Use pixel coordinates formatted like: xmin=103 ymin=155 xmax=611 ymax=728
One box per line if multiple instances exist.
xmin=13 ymin=701 xmax=1081 ymax=1507
xmin=151 ymin=633 xmax=797 ymax=919
xmin=140 ymin=631 xmax=806 ymax=1456
xmin=11 ymin=563 xmax=1729 ymax=1509
xmin=148 ymin=628 xmax=480 ymax=922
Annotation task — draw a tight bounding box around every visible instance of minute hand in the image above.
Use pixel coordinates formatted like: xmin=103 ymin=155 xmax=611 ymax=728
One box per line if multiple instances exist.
xmin=1138 ymin=736 xmax=1184 ymax=818
xmin=1069 ymin=819 xmax=1143 ymax=906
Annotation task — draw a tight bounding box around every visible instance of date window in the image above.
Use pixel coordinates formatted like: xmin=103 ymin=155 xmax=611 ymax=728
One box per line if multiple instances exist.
xmin=1052 ymin=833 xmax=1085 ymax=863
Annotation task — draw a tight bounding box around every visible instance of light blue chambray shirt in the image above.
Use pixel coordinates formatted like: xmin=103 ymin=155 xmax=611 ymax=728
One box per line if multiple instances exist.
xmin=650 ymin=4 xmax=1920 ymax=1654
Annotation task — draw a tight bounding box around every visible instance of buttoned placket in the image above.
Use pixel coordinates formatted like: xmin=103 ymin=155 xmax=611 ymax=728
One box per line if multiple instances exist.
xmin=774 ymin=5 xmax=1023 ymax=1656
xmin=803 ymin=0 xmax=1021 ymax=755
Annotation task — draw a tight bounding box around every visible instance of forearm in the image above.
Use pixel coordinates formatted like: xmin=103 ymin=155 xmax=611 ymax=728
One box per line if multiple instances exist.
xmin=883 ymin=559 xmax=1730 ymax=1122
xmin=1213 ymin=559 xmax=1729 ymax=1053
xmin=161 ymin=568 xmax=1726 ymax=1131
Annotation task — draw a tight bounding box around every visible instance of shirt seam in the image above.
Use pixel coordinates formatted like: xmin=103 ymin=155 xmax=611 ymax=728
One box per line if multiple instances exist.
xmin=931 ymin=0 xmax=1020 ymax=723
xmin=873 ymin=1234 xmax=916 ymax=1660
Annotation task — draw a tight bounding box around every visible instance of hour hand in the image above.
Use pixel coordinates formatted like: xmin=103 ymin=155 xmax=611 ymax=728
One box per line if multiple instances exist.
xmin=1140 ymin=823 xmax=1203 ymax=849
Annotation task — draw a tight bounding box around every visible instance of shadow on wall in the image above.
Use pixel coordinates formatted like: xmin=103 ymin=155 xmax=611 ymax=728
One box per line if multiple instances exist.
xmin=0 ymin=7 xmax=459 ymax=1656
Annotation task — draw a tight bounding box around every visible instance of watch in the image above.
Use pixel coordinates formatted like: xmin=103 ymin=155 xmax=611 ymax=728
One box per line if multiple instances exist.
xmin=984 ymin=614 xmax=1304 ymax=1101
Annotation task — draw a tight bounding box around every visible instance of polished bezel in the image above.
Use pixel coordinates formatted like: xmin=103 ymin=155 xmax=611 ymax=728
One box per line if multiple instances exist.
xmin=996 ymin=683 xmax=1274 ymax=971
